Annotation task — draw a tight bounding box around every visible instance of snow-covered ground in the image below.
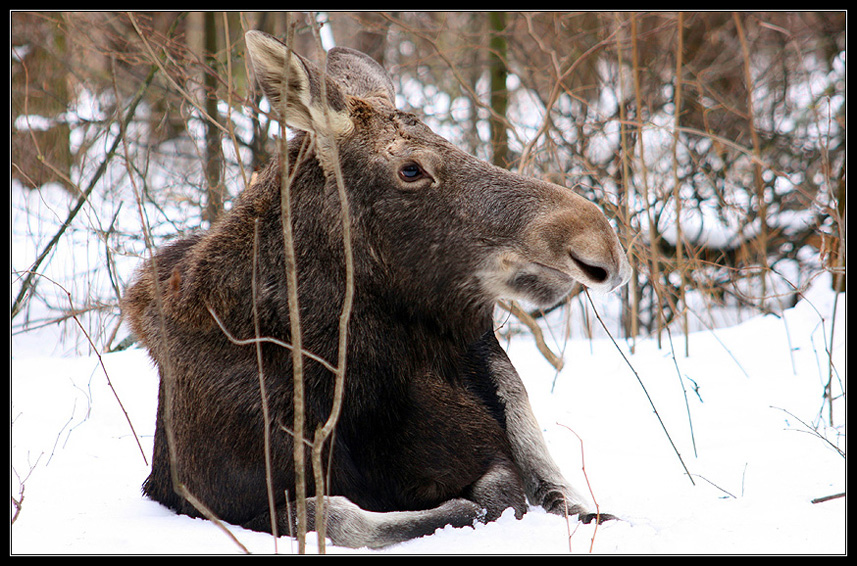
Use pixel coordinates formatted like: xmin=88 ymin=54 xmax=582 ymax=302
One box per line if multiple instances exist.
xmin=11 ymin=269 xmax=845 ymax=554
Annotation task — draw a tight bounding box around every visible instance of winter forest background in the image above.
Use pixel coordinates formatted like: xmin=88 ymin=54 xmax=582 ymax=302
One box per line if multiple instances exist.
xmin=12 ymin=11 xmax=846 ymax=353
xmin=11 ymin=11 xmax=845 ymax=554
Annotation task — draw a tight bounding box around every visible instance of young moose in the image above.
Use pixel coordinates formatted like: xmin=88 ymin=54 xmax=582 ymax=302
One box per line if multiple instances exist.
xmin=123 ymin=31 xmax=631 ymax=549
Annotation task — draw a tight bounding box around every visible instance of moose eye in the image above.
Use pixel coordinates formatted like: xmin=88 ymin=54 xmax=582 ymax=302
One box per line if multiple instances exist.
xmin=399 ymin=163 xmax=426 ymax=182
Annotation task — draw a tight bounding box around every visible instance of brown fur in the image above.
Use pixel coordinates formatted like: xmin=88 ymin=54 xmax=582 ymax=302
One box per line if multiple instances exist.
xmin=122 ymin=31 xmax=630 ymax=549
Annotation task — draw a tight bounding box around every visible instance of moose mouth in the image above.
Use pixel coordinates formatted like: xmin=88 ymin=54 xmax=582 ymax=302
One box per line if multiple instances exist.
xmin=504 ymin=261 xmax=578 ymax=308
xmin=479 ymin=249 xmax=627 ymax=309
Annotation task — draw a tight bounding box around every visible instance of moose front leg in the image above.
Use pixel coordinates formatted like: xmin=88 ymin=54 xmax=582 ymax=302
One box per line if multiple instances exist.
xmin=482 ymin=333 xmax=612 ymax=523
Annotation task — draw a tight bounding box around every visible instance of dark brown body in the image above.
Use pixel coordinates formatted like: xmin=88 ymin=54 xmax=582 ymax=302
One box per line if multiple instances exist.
xmin=123 ymin=31 xmax=630 ymax=549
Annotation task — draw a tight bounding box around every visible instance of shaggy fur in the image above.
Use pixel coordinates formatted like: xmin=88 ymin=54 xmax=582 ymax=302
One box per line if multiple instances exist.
xmin=122 ymin=31 xmax=629 ymax=549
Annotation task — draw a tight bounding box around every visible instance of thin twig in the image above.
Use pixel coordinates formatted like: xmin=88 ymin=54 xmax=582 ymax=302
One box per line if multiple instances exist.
xmin=252 ymin=220 xmax=279 ymax=552
xmin=584 ymin=289 xmax=695 ymax=485
xmin=274 ymin=17 xmax=309 ymax=554
xmin=127 ymin=12 xmax=231 ymax=137
xmin=119 ymin=13 xmax=249 ymax=555
xmin=811 ymin=492 xmax=845 ymax=504
xmin=563 ymin=497 xmax=581 ymax=553
xmin=11 ymin=45 xmax=160 ymax=320
xmin=206 ymin=306 xmax=337 ymax=374
xmin=770 ymin=406 xmax=844 ymax=459
xmin=613 ymin=12 xmax=638 ymax=352
xmin=672 ymin=11 xmax=689 ymax=357
xmin=18 ymin=271 xmax=148 ymax=466
xmin=733 ymin=12 xmax=769 ymax=287
xmin=685 ymin=308 xmax=750 ymax=379
xmin=497 ymin=300 xmax=564 ymax=371
xmin=306 ymin=15 xmax=356 ymax=554
xmin=173 ymin=483 xmax=251 ymax=554
xmin=664 ymin=324 xmax=698 ymax=458
xmin=556 ymin=423 xmax=602 ymax=553
xmin=11 ymin=454 xmax=42 ymax=525
xmin=631 ymin=13 xmax=664 ymax=349
xmin=689 ymin=473 xmax=737 ymax=499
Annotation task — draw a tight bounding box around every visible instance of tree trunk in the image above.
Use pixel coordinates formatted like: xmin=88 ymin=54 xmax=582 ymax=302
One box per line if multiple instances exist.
xmin=203 ymin=11 xmax=225 ymax=224
xmin=488 ymin=12 xmax=509 ymax=168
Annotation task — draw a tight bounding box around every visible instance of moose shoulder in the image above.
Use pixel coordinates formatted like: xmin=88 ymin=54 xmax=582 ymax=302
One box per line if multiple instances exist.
xmin=123 ymin=30 xmax=631 ymax=549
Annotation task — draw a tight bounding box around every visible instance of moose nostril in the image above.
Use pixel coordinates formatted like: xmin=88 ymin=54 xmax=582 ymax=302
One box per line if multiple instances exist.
xmin=570 ymin=254 xmax=608 ymax=283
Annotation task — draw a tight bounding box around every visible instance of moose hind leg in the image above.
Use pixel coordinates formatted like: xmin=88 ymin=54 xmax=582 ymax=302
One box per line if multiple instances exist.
xmin=306 ymin=459 xmax=526 ymax=550
xmin=255 ymin=461 xmax=527 ymax=549
xmin=290 ymin=496 xmax=484 ymax=549
xmin=329 ymin=496 xmax=487 ymax=549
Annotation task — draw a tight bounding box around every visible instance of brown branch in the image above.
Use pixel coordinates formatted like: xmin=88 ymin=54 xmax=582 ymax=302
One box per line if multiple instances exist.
xmin=252 ymin=219 xmax=280 ymax=551
xmin=117 ymin=13 xmax=249 ymax=554
xmin=267 ymin=16 xmax=311 ymax=553
xmin=631 ymin=13 xmax=664 ymax=349
xmin=127 ymin=12 xmax=231 ymax=137
xmin=17 ymin=271 xmax=148 ymax=466
xmin=306 ymin=16 xmax=356 ymax=554
xmin=672 ymin=12 xmax=689 ymax=356
xmin=556 ymin=423 xmax=602 ymax=553
xmin=811 ymin=492 xmax=845 ymax=505
xmin=733 ymin=12 xmax=769 ymax=285
xmin=206 ymin=306 xmax=337 ymax=374
xmin=497 ymin=300 xmax=564 ymax=371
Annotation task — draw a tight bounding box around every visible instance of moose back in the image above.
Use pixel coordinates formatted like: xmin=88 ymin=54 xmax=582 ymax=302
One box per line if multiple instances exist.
xmin=123 ymin=30 xmax=631 ymax=549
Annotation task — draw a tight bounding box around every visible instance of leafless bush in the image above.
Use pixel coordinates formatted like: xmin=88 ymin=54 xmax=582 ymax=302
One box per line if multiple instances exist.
xmin=12 ymin=11 xmax=845 ymax=353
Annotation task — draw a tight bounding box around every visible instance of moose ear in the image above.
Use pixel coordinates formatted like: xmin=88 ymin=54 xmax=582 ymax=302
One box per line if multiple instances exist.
xmin=326 ymin=46 xmax=396 ymax=106
xmin=245 ymin=30 xmax=353 ymax=138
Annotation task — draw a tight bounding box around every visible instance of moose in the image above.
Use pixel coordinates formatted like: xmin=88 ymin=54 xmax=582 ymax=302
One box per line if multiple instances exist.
xmin=123 ymin=30 xmax=631 ymax=549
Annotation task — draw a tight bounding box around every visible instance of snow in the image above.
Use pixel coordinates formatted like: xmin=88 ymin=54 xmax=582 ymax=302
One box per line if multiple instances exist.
xmin=11 ymin=274 xmax=846 ymax=555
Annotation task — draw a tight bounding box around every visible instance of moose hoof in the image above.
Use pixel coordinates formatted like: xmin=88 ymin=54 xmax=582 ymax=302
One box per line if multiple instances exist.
xmin=539 ymin=488 xmax=587 ymax=517
xmin=579 ymin=511 xmax=618 ymax=525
